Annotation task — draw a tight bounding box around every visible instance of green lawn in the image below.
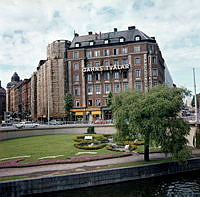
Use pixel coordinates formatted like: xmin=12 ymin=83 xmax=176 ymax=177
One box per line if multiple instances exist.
xmin=0 ymin=134 xmax=117 ymax=163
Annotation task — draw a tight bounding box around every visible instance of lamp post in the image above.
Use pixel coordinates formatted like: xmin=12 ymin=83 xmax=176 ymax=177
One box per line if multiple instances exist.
xmin=193 ymin=68 xmax=198 ymax=123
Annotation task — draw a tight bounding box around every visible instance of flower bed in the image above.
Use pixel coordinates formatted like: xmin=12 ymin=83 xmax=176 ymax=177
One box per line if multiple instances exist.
xmin=0 ymin=153 xmax=132 ymax=168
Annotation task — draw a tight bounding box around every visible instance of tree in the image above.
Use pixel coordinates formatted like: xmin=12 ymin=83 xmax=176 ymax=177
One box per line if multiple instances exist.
xmin=111 ymin=85 xmax=191 ymax=162
xmin=107 ymin=92 xmax=113 ymax=108
xmin=64 ymin=93 xmax=73 ymax=119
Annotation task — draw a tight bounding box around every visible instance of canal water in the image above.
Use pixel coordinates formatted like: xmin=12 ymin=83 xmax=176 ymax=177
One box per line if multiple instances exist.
xmin=27 ymin=170 xmax=200 ymax=197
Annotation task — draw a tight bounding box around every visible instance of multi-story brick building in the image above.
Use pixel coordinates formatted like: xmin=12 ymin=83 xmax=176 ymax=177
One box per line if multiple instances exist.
xmin=31 ymin=26 xmax=172 ymax=122
xmin=67 ymin=26 xmax=166 ymax=121
xmin=6 ymin=73 xmax=31 ymax=121
xmin=0 ymin=81 xmax=6 ymax=123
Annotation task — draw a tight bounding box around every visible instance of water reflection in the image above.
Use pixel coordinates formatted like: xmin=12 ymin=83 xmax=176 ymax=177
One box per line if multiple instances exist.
xmin=27 ymin=171 xmax=200 ymax=197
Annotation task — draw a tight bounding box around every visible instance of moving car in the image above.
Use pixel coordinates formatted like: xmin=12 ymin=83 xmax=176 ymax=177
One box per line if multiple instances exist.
xmin=15 ymin=122 xmax=39 ymax=129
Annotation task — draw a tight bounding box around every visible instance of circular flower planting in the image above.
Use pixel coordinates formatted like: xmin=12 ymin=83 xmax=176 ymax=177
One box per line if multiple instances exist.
xmin=73 ymin=134 xmax=110 ymax=150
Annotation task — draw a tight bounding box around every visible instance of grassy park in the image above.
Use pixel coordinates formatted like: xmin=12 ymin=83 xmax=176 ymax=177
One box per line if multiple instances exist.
xmin=0 ymin=134 xmax=121 ymax=164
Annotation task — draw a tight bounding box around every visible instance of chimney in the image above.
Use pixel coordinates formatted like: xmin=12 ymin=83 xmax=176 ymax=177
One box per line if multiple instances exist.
xmin=88 ymin=31 xmax=92 ymax=35
xmin=74 ymin=33 xmax=79 ymax=37
xmin=128 ymin=26 xmax=136 ymax=30
xmin=114 ymin=28 xmax=117 ymax=32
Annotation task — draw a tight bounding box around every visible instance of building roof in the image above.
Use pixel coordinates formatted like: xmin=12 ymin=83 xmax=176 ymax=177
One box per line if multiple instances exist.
xmin=69 ymin=26 xmax=155 ymax=49
xmin=7 ymin=72 xmax=21 ymax=88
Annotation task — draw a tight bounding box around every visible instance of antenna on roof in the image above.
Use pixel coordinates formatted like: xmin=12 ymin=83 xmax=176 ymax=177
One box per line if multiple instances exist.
xmin=74 ymin=30 xmax=76 ymax=37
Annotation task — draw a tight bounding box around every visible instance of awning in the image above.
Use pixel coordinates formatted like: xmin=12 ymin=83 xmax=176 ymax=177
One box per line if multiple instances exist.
xmin=75 ymin=112 xmax=83 ymax=116
xmin=91 ymin=111 xmax=101 ymax=115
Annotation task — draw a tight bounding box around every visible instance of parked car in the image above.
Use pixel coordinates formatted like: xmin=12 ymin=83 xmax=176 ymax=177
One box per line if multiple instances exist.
xmin=1 ymin=121 xmax=13 ymax=127
xmin=15 ymin=122 xmax=40 ymax=129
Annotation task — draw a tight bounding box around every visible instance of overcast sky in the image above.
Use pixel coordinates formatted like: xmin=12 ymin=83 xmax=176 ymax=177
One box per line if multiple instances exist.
xmin=0 ymin=0 xmax=199 ymax=94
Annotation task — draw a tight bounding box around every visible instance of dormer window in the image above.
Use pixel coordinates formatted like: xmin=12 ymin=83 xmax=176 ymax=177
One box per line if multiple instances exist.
xmin=89 ymin=41 xmax=94 ymax=46
xmin=119 ymin=37 xmax=125 ymax=42
xmin=75 ymin=43 xmax=80 ymax=47
xmin=135 ymin=35 xmax=141 ymax=41
xmin=104 ymin=39 xmax=109 ymax=44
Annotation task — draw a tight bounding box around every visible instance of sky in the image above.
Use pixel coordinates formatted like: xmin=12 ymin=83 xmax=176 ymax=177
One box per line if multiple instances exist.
xmin=0 ymin=0 xmax=200 ymax=94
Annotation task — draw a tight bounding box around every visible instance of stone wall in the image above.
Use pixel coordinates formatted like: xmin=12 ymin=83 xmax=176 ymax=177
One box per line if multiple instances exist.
xmin=1 ymin=158 xmax=200 ymax=197
xmin=0 ymin=125 xmax=117 ymax=141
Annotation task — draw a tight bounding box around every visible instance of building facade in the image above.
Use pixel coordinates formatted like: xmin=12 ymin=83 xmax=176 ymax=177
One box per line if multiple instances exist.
xmin=6 ymin=73 xmax=31 ymax=121
xmin=0 ymin=81 xmax=6 ymax=123
xmin=36 ymin=40 xmax=71 ymax=121
xmin=67 ymin=26 xmax=165 ymax=121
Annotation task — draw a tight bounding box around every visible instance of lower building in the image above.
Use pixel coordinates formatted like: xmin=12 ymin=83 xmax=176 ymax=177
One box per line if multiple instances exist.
xmin=0 ymin=81 xmax=6 ymax=123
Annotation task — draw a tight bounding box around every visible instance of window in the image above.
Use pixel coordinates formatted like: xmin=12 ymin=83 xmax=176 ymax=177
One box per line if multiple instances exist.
xmin=104 ymin=60 xmax=110 ymax=66
xmin=96 ymin=73 xmax=101 ymax=81
xmin=119 ymin=37 xmax=125 ymax=42
xmin=95 ymin=62 xmax=100 ymax=67
xmin=89 ymin=41 xmax=94 ymax=46
xmin=96 ymin=99 xmax=101 ymax=106
xmin=123 ymin=83 xmax=129 ymax=91
xmin=73 ymin=52 xmax=79 ymax=59
xmin=135 ymin=69 xmax=141 ymax=78
xmin=152 ymin=68 xmax=158 ymax=76
xmin=135 ymin=81 xmax=142 ymax=90
xmin=104 ymin=49 xmax=109 ymax=56
xmin=104 ymin=72 xmax=110 ymax=80
xmin=122 ymin=59 xmax=128 ymax=65
xmin=86 ymin=51 xmax=92 ymax=58
xmin=114 ymin=72 xmax=119 ymax=80
xmin=148 ymin=45 xmax=154 ymax=53
xmin=73 ymin=63 xmax=79 ymax=70
xmin=135 ymin=35 xmax=141 ymax=41
xmin=122 ymin=48 xmax=127 ymax=54
xmin=86 ymin=62 xmax=92 ymax=67
xmin=152 ymin=56 xmax=157 ymax=64
xmin=94 ymin=50 xmax=100 ymax=57
xmin=113 ymin=48 xmax=119 ymax=55
xmin=96 ymin=84 xmax=101 ymax=94
xmin=87 ymin=85 xmax=93 ymax=95
xmin=104 ymin=84 xmax=111 ymax=94
xmin=74 ymin=74 xmax=79 ymax=82
xmin=75 ymin=100 xmax=80 ymax=107
xmin=74 ymin=86 xmax=80 ymax=96
xmin=134 ymin=46 xmax=140 ymax=53
xmin=88 ymin=99 xmax=93 ymax=106
xmin=135 ymin=57 xmax=141 ymax=64
xmin=114 ymin=59 xmax=119 ymax=65
xmin=152 ymin=81 xmax=158 ymax=86
xmin=87 ymin=74 xmax=92 ymax=81
xmin=104 ymin=39 xmax=109 ymax=44
xmin=114 ymin=83 xmax=120 ymax=93
xmin=75 ymin=43 xmax=80 ymax=47
xmin=123 ymin=71 xmax=128 ymax=79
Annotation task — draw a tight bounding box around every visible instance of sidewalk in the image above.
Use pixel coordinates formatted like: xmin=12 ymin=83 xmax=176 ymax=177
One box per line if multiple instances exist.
xmin=1 ymin=150 xmax=200 ymax=178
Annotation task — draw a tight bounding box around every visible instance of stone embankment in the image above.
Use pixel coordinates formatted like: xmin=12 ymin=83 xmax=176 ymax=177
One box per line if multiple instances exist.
xmin=1 ymin=158 xmax=200 ymax=197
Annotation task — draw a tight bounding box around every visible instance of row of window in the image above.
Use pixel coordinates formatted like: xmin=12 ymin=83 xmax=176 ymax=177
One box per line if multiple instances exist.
xmin=73 ymin=69 xmax=158 ymax=82
xmin=75 ymin=98 xmax=102 ymax=107
xmin=74 ymin=80 xmax=159 ymax=97
xmin=74 ymin=35 xmax=142 ymax=48
xmin=73 ymin=83 xmax=129 ymax=96
xmin=73 ymin=56 xmax=157 ymax=70
xmin=73 ymin=44 xmax=156 ymax=59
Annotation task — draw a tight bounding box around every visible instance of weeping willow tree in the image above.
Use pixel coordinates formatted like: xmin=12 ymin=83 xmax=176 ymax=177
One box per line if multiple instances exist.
xmin=111 ymin=85 xmax=191 ymax=162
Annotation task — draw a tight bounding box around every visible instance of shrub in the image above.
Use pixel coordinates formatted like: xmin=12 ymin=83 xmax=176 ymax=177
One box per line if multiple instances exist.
xmin=87 ymin=126 xmax=95 ymax=134
xmin=74 ymin=143 xmax=106 ymax=150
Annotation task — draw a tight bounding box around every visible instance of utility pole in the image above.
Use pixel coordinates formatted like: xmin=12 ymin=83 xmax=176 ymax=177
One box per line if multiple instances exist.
xmin=193 ymin=68 xmax=198 ymax=123
xmin=47 ymin=95 xmax=50 ymax=125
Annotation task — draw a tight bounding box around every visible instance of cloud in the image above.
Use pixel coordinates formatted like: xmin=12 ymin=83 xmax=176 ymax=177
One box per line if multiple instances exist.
xmin=0 ymin=0 xmax=200 ymax=94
